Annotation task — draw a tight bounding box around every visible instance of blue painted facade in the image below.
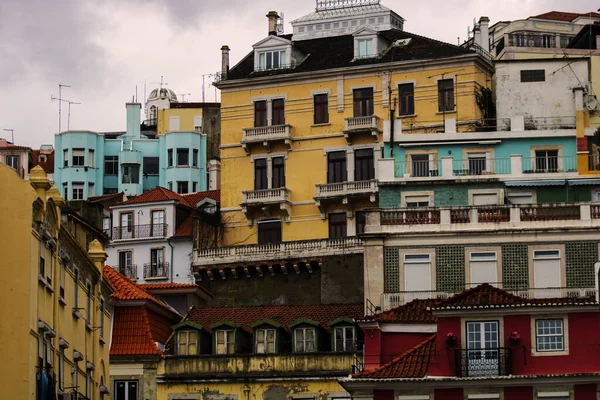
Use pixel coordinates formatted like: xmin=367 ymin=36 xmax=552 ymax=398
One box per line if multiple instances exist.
xmin=54 ymin=103 xmax=207 ymax=200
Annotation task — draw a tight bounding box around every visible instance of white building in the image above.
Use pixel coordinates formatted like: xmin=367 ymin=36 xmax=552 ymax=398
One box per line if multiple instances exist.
xmin=105 ymin=186 xmax=219 ymax=284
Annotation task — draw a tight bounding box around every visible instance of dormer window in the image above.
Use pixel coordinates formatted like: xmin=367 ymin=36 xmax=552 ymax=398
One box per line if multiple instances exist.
xmin=256 ymin=328 xmax=276 ymax=354
xmin=258 ymin=50 xmax=287 ymax=70
xmin=177 ymin=330 xmax=198 ymax=356
xmin=357 ymin=39 xmax=373 ymax=58
xmin=334 ymin=326 xmax=355 ymax=352
xmin=216 ymin=329 xmax=235 ymax=354
xmin=294 ymin=327 xmax=316 ymax=352
xmin=353 ymin=28 xmax=383 ymax=60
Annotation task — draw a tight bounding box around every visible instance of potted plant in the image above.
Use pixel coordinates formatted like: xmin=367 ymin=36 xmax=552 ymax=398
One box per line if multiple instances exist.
xmin=509 ymin=331 xmax=520 ymax=344
xmin=446 ymin=332 xmax=457 ymax=345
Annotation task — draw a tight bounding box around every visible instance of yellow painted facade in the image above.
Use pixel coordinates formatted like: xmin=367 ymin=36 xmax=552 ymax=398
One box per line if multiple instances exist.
xmin=158 ymin=108 xmax=203 ymax=134
xmin=218 ymin=58 xmax=491 ymax=245
xmin=0 ymin=164 xmax=112 ymax=399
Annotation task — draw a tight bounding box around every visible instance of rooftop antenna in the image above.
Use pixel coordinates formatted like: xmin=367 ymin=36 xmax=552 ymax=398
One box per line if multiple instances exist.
xmin=276 ymin=12 xmax=285 ymax=35
xmin=66 ymin=101 xmax=81 ymax=130
xmin=52 ymin=83 xmax=71 ymax=133
xmin=151 ymin=76 xmax=168 ymax=90
xmin=180 ymin=93 xmax=191 ymax=102
xmin=3 ymin=129 xmax=14 ymax=144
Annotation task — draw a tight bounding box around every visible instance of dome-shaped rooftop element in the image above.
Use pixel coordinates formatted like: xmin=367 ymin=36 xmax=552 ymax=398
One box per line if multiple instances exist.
xmin=148 ymin=88 xmax=178 ymax=103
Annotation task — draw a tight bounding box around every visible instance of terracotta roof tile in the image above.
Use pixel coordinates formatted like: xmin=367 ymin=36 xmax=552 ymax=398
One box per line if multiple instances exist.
xmin=432 ymin=283 xmax=597 ymax=310
xmin=531 ymin=11 xmax=600 ymax=22
xmin=364 ymin=299 xmax=437 ymax=323
xmin=103 ymin=266 xmax=179 ymax=314
xmin=173 ymin=214 xmax=193 ymax=238
xmin=0 ymin=145 xmax=32 ymax=151
xmin=110 ymin=307 xmax=163 ymax=356
xmin=30 ymin=150 xmax=55 ymax=173
xmin=185 ymin=303 xmax=363 ymax=334
xmin=353 ymin=335 xmax=436 ymax=379
xmin=182 ymin=190 xmax=220 ymax=206
xmin=117 ymin=187 xmax=191 ymax=207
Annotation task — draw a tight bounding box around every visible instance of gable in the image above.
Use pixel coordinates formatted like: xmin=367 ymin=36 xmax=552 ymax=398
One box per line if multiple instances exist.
xmin=253 ymin=35 xmax=292 ymax=49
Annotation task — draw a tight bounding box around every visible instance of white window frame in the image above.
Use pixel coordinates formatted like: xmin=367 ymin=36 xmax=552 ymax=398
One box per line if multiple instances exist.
xmin=531 ymin=316 xmax=569 ymax=356
xmin=507 ymin=190 xmax=535 ymax=205
xmin=255 ymin=328 xmax=276 ymax=354
xmin=169 ymin=116 xmax=180 ymax=131
xmin=357 ymin=38 xmax=373 ymax=58
xmin=215 ymin=329 xmax=235 ymax=355
xmin=294 ymin=327 xmax=316 ymax=353
xmin=72 ymin=183 xmax=84 ymax=200
xmin=88 ymin=149 xmax=94 ymax=168
xmin=530 ymin=146 xmax=563 ymax=171
xmin=467 ymin=249 xmax=500 ymax=288
xmin=5 ymin=154 xmax=20 ymax=170
xmin=177 ymin=330 xmax=198 ymax=356
xmin=334 ymin=326 xmax=355 ymax=352
xmin=194 ymin=116 xmax=202 ymax=132
xmin=258 ymin=49 xmax=288 ymax=70
xmin=72 ymin=149 xmax=85 ymax=167
xmin=530 ymin=246 xmax=564 ymax=298
xmin=401 ymin=191 xmax=434 ymax=207
xmin=467 ymin=189 xmax=504 ymax=206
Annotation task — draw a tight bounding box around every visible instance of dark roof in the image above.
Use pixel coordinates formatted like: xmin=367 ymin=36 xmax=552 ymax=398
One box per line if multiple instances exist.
xmin=30 ymin=150 xmax=55 ymax=174
xmin=352 ymin=335 xmax=436 ymax=379
xmin=170 ymin=102 xmax=220 ymax=109
xmin=226 ymin=29 xmax=476 ymax=81
xmin=431 ymin=283 xmax=597 ymax=310
xmin=531 ymin=11 xmax=600 ymax=22
xmin=184 ymin=303 xmax=363 ymax=334
xmin=361 ymin=298 xmax=437 ymax=323
xmin=567 ymin=24 xmax=600 ymax=49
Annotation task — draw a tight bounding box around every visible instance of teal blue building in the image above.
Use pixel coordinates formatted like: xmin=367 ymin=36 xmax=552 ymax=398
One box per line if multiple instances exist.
xmin=54 ymin=103 xmax=208 ymax=200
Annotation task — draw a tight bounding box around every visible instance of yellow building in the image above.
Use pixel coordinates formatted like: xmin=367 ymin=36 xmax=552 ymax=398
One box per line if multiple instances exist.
xmin=0 ymin=164 xmax=112 ymax=400
xmin=213 ymin=2 xmax=492 ymax=248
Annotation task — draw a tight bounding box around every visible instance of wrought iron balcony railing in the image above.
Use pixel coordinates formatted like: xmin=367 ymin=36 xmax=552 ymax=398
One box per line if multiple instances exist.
xmin=455 ymin=348 xmax=512 ymax=378
xmin=118 ymin=264 xmax=137 ymax=280
xmin=143 ymin=262 xmax=170 ymax=279
xmin=112 ymin=223 xmax=168 ymax=240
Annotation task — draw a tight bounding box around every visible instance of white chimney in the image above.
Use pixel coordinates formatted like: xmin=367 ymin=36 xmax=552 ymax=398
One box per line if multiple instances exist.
xmin=473 ymin=25 xmax=481 ymax=49
xmin=221 ymin=45 xmax=230 ymax=79
xmin=596 ymin=35 xmax=600 ymax=50
xmin=479 ymin=17 xmax=490 ymax=53
xmin=208 ymin=158 xmax=221 ymax=190
xmin=267 ymin=11 xmax=279 ymax=36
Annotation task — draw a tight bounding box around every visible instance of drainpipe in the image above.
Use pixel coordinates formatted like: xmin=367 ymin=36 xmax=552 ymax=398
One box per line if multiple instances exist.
xmin=389 ymin=91 xmax=396 ymax=157
xmin=168 ymin=238 xmax=174 ymax=282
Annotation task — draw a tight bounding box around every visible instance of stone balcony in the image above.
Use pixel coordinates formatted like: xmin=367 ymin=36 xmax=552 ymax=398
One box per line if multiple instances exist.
xmin=343 ymin=115 xmax=381 ymax=144
xmin=364 ymin=203 xmax=600 ymax=235
xmin=241 ymin=187 xmax=291 ymax=223
xmin=241 ymin=124 xmax=292 ymax=154
xmin=315 ymin=180 xmax=378 ymax=216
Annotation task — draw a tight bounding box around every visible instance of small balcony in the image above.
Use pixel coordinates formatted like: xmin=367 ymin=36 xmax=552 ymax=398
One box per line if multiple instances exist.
xmin=112 ymin=223 xmax=168 ymax=240
xmin=143 ymin=262 xmax=170 ymax=279
xmin=315 ymin=180 xmax=378 ymax=215
xmin=241 ymin=124 xmax=292 ymax=154
xmin=117 ymin=264 xmax=138 ymax=280
xmin=241 ymin=188 xmax=291 ymax=223
xmin=343 ymin=116 xmax=381 ymax=144
xmin=455 ymin=348 xmax=512 ymax=378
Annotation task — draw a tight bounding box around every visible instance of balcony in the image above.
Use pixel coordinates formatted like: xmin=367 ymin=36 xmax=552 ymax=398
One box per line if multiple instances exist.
xmin=117 ymin=264 xmax=138 ymax=280
xmin=455 ymin=348 xmax=512 ymax=378
xmin=241 ymin=188 xmax=291 ymax=223
xmin=112 ymin=223 xmax=168 ymax=240
xmin=315 ymin=180 xmax=378 ymax=216
xmin=370 ymin=203 xmax=600 ymax=235
xmin=381 ymin=287 xmax=597 ymax=310
xmin=343 ymin=116 xmax=381 ymax=144
xmin=143 ymin=262 xmax=170 ymax=279
xmin=193 ymin=236 xmax=363 ymax=267
xmin=241 ymin=124 xmax=292 ymax=154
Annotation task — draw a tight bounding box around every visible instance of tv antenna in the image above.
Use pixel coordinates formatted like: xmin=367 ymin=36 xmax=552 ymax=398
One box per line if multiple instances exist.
xmin=52 ymin=83 xmax=71 ymax=133
xmin=179 ymin=93 xmax=191 ymax=102
xmin=51 ymin=96 xmax=81 ymax=131
xmin=276 ymin=12 xmax=285 ymax=35
xmin=151 ymin=76 xmax=168 ymax=89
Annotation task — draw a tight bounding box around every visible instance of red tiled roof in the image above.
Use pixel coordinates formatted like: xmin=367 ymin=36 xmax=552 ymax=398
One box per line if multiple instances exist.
xmin=432 ymin=283 xmax=597 ymax=310
xmin=182 ymin=190 xmax=220 ymax=206
xmin=185 ymin=303 xmax=363 ymax=333
xmin=30 ymin=150 xmax=55 ymax=174
xmin=138 ymin=282 xmax=199 ymax=290
xmin=117 ymin=186 xmax=190 ymax=206
xmin=364 ymin=299 xmax=437 ymax=323
xmin=0 ymin=145 xmax=32 ymax=151
xmin=103 ymin=266 xmax=179 ymax=314
xmin=173 ymin=214 xmax=193 ymax=238
xmin=88 ymin=192 xmax=125 ymax=203
xmin=353 ymin=335 xmax=436 ymax=379
xmin=110 ymin=306 xmax=171 ymax=356
xmin=531 ymin=11 xmax=600 ymax=22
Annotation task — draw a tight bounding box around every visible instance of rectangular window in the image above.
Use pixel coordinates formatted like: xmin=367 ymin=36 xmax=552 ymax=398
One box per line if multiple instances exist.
xmin=469 ymin=251 xmax=498 ymax=287
xmin=327 ymin=151 xmax=347 ymax=183
xmin=177 ymin=181 xmax=189 ymax=194
xmin=258 ymin=50 xmax=287 ymax=70
xmin=438 ymin=79 xmax=454 ymax=112
xmin=216 ymin=330 xmax=235 ymax=354
xmin=254 ymin=158 xmax=268 ymax=190
xmin=177 ymin=330 xmax=198 ymax=355
xmin=63 ymin=184 xmax=68 ymax=200
xmin=468 ymin=152 xmax=488 ymax=175
xmin=334 ymin=326 xmax=354 ymax=352
xmin=99 ymin=298 xmax=105 ymax=338
xmin=357 ymin=38 xmax=373 ymax=58
xmin=169 ymin=116 xmax=180 ymax=131
xmin=168 ymin=181 xmax=173 ymax=191
xmin=58 ymin=347 xmax=65 ymax=390
xmin=258 ymin=221 xmax=282 ymax=244
xmin=151 ymin=210 xmax=165 ymax=237
xmin=115 ymin=380 xmax=138 ymax=400
xmin=168 ymin=149 xmax=173 ymax=167
xmin=403 ymin=254 xmax=433 ymax=294
xmin=398 ymin=83 xmax=415 ymax=116
xmin=272 ymin=99 xmax=285 ymax=126
xmin=63 ymin=150 xmax=68 ymax=167
xmin=256 ymin=329 xmax=276 ymax=354
xmin=143 ymin=157 xmax=159 ymax=175
xmin=536 ymin=319 xmax=564 ymax=352
xmin=59 ymin=261 xmax=66 ymax=299
xmin=72 ymin=183 xmax=84 ymax=200
xmin=120 ymin=212 xmax=133 ymax=235
xmin=73 ymin=269 xmax=79 ymax=309
xmin=72 ymin=149 xmax=85 ymax=166
xmin=355 ymin=148 xmax=374 ymax=181
xmin=118 ymin=251 xmax=133 ymax=278
xmin=88 ymin=150 xmax=94 ymax=167
xmin=329 ymin=213 xmax=347 ymax=239
xmin=405 ymin=195 xmax=431 ymax=207
xmin=150 ymin=248 xmax=165 ymax=277
xmin=194 ymin=116 xmax=202 ymax=132
xmin=86 ymin=282 xmax=92 ymax=323
xmin=353 ymin=88 xmax=374 ymax=117
xmin=177 ymin=148 xmax=189 ymax=166
xmin=411 ymin=154 xmax=432 ymax=177
xmin=533 ymin=249 xmax=561 ymax=295
xmin=521 ymin=69 xmax=545 ymax=82
xmin=193 ymin=182 xmax=197 ymax=192
xmin=104 ymin=156 xmax=118 ymax=175
xmin=39 ymin=240 xmax=46 ymax=277
xmin=193 ymin=149 xmax=198 ymax=167
xmin=254 ymin=101 xmax=268 ymax=127
xmin=5 ymin=155 xmax=20 ymax=171
xmin=314 ymin=94 xmax=329 ymax=124
xmin=122 ymin=165 xmax=140 ymax=184
xmin=356 ymin=211 xmax=366 ymax=235
xmin=295 ymin=328 xmax=316 ymax=352
xmin=535 ymin=150 xmax=558 ymax=172
xmin=272 ymin=157 xmax=285 ymax=189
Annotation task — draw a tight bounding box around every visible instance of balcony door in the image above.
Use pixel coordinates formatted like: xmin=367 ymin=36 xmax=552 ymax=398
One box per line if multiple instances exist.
xmin=120 ymin=213 xmax=133 ymax=239
xmin=466 ymin=321 xmax=499 ymax=376
xmin=151 ymin=210 xmax=165 ymax=237
xmin=150 ymin=248 xmax=165 ymax=278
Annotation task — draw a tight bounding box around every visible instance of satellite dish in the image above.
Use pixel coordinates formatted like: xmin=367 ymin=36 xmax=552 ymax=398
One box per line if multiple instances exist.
xmin=585 ymin=95 xmax=599 ymax=112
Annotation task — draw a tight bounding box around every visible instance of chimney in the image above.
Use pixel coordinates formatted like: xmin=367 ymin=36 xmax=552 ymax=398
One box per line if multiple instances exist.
xmin=473 ymin=24 xmax=481 ymax=49
xmin=267 ymin=11 xmax=279 ymax=36
xmin=208 ymin=158 xmax=221 ymax=190
xmin=221 ymin=45 xmax=230 ymax=79
xmin=478 ymin=16 xmax=490 ymax=53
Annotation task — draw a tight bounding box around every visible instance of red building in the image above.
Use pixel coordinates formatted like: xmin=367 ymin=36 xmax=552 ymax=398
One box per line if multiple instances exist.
xmin=344 ymin=284 xmax=600 ymax=400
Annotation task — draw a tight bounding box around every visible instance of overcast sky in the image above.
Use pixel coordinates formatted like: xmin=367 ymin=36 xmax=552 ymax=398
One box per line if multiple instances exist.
xmin=0 ymin=0 xmax=598 ymax=148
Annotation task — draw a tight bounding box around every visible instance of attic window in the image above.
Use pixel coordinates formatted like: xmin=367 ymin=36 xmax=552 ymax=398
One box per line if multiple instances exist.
xmin=177 ymin=330 xmax=198 ymax=356
xmin=357 ymin=39 xmax=374 ymax=58
xmin=258 ymin=50 xmax=287 ymax=71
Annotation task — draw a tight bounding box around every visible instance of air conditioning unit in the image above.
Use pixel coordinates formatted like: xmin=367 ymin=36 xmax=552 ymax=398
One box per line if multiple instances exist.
xmin=584 ymin=95 xmax=600 ymax=112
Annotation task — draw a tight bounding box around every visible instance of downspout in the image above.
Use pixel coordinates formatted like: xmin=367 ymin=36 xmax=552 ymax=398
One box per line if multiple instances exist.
xmin=389 ymin=94 xmax=396 ymax=158
xmin=168 ymin=238 xmax=174 ymax=282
